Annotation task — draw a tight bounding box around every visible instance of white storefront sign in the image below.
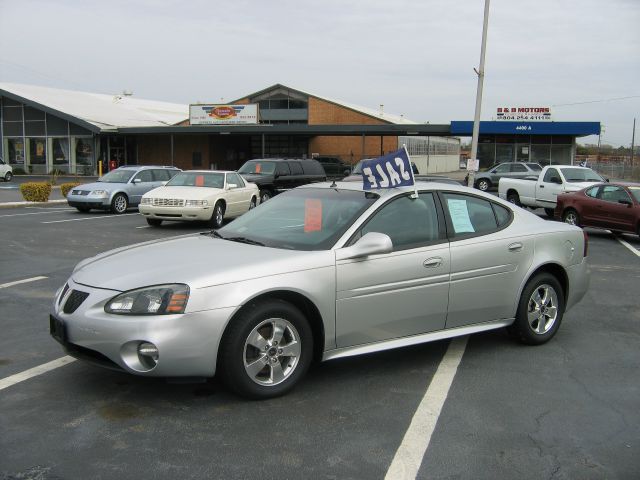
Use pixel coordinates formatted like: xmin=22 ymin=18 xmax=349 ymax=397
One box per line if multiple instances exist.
xmin=190 ymin=104 xmax=259 ymax=125
xmin=496 ymin=106 xmax=552 ymax=121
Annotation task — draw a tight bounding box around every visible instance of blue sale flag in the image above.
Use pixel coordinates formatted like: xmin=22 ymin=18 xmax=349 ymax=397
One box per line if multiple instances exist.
xmin=361 ymin=148 xmax=415 ymax=190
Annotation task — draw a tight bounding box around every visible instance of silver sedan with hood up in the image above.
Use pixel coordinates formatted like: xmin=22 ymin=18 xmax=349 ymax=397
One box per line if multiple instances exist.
xmin=50 ymin=181 xmax=590 ymax=399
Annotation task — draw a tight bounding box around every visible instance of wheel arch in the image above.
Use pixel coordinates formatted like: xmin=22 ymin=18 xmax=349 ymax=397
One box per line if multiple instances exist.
xmin=517 ymin=262 xmax=569 ymax=312
xmin=217 ymin=289 xmax=326 ymax=366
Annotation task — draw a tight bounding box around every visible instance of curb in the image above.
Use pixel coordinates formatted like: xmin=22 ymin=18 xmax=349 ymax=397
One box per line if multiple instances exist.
xmin=0 ymin=200 xmax=67 ymax=208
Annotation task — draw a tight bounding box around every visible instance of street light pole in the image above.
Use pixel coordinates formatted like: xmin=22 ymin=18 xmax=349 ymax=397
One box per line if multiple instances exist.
xmin=468 ymin=0 xmax=491 ymax=187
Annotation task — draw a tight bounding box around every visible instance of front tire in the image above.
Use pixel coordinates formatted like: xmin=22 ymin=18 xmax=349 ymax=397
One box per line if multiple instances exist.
xmin=562 ymin=208 xmax=580 ymax=226
xmin=76 ymin=206 xmax=90 ymax=213
xmin=218 ymin=299 xmax=313 ymax=399
xmin=544 ymin=208 xmax=555 ymax=218
xmin=146 ymin=218 xmax=162 ymax=227
xmin=249 ymin=196 xmax=257 ymax=210
xmin=508 ymin=273 xmax=565 ymax=345
xmin=476 ymin=179 xmax=491 ymax=191
xmin=111 ymin=193 xmax=128 ymax=214
xmin=4 ymin=172 xmax=12 ymax=182
xmin=209 ymin=201 xmax=225 ymax=228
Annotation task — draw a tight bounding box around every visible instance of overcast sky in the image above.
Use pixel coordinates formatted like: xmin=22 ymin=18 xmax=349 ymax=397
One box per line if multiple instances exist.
xmin=1 ymin=0 xmax=638 ymax=147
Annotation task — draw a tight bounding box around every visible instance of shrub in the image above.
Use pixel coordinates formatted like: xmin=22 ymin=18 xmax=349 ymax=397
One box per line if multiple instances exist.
xmin=20 ymin=182 xmax=52 ymax=202
xmin=60 ymin=182 xmax=81 ymax=197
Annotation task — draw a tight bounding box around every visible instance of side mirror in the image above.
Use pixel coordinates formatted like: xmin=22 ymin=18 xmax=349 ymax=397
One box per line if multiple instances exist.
xmin=605 ymin=177 xmax=610 ymax=182
xmin=336 ymin=232 xmax=393 ymax=261
xmin=132 ymin=178 xmax=142 ymax=184
xmin=618 ymin=199 xmax=632 ymax=206
xmin=549 ymin=176 xmax=562 ymax=184
xmin=227 ymin=183 xmax=237 ymax=189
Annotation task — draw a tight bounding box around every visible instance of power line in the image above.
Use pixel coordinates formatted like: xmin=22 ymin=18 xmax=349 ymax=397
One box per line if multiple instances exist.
xmin=553 ymin=95 xmax=640 ymax=107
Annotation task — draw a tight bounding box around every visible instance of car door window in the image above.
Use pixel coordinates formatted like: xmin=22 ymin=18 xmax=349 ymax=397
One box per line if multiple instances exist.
xmin=585 ymin=186 xmax=600 ymax=198
xmin=442 ymin=193 xmax=509 ymax=237
xmin=354 ymin=193 xmax=441 ymax=251
xmin=494 ymin=164 xmax=511 ymax=174
xmin=288 ymin=162 xmax=303 ymax=175
xmin=226 ymin=172 xmax=244 ymax=188
xmin=152 ymin=169 xmax=171 ymax=181
xmin=511 ymin=164 xmax=527 ymax=173
xmin=276 ymin=162 xmax=290 ymax=176
xmin=543 ymin=168 xmax=559 ymax=183
xmin=600 ymin=186 xmax=631 ymax=204
xmin=133 ymin=170 xmax=153 ymax=183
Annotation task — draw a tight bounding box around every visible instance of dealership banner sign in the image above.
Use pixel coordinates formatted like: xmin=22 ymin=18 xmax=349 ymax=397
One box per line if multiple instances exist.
xmin=496 ymin=106 xmax=552 ymax=121
xmin=361 ymin=147 xmax=415 ymax=191
xmin=190 ymin=104 xmax=259 ymax=125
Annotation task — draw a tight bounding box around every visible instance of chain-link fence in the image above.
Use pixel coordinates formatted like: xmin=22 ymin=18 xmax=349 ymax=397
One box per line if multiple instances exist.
xmin=588 ymin=161 xmax=640 ymax=181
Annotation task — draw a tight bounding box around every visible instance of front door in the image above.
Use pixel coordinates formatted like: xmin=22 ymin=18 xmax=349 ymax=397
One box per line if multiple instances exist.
xmin=335 ymin=193 xmax=450 ymax=347
xmin=536 ymin=167 xmax=563 ymax=207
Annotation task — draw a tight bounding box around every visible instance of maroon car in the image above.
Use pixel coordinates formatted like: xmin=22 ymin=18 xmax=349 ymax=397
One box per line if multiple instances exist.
xmin=555 ymin=182 xmax=640 ymax=236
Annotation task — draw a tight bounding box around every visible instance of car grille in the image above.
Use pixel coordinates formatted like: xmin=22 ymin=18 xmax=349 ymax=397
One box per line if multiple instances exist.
xmin=72 ymin=189 xmax=90 ymax=196
xmin=63 ymin=290 xmax=90 ymax=314
xmin=151 ymin=198 xmax=185 ymax=207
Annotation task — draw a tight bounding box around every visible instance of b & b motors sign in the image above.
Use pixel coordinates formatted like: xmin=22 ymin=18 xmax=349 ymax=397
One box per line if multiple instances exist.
xmin=190 ymin=104 xmax=259 ymax=125
xmin=496 ymin=106 xmax=552 ymax=121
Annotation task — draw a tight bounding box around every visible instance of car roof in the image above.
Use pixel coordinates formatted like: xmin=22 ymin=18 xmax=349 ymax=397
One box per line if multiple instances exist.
xmin=298 ymin=180 xmax=473 ymax=197
xmin=177 ymin=170 xmax=234 ymax=174
xmin=118 ymin=165 xmax=180 ymax=170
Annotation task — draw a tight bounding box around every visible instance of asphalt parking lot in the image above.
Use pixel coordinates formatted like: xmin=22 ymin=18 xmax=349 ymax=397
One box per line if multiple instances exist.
xmin=1 ymin=203 xmax=639 ymax=480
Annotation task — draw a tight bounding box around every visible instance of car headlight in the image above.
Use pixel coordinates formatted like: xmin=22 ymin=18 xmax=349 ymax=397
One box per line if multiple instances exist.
xmin=185 ymin=199 xmax=208 ymax=207
xmin=140 ymin=197 xmax=152 ymax=205
xmin=90 ymin=190 xmax=108 ymax=196
xmin=105 ymin=284 xmax=189 ymax=315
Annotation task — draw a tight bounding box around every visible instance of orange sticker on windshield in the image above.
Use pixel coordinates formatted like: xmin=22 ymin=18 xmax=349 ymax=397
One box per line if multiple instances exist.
xmin=195 ymin=175 xmax=204 ymax=187
xmin=304 ymin=199 xmax=322 ymax=233
xmin=255 ymin=163 xmax=262 ymax=173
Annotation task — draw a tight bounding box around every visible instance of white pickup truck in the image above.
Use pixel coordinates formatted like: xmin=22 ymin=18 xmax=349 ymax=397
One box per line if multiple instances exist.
xmin=498 ymin=165 xmax=605 ymax=216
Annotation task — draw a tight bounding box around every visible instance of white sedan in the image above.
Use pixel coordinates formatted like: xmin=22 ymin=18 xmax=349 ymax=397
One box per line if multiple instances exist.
xmin=139 ymin=170 xmax=259 ymax=228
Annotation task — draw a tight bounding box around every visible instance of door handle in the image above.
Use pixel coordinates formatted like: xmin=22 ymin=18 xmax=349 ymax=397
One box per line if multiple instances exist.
xmin=508 ymin=242 xmax=523 ymax=252
xmin=539 ymin=185 xmax=545 ymax=188
xmin=423 ymin=257 xmax=442 ymax=268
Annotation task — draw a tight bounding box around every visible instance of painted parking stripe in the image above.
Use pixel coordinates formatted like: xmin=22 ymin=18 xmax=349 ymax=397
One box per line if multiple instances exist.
xmin=42 ymin=213 xmax=138 ymax=223
xmin=615 ymin=236 xmax=640 ymax=257
xmin=0 ymin=276 xmax=48 ymax=289
xmin=0 ymin=209 xmax=74 ymax=218
xmin=385 ymin=336 xmax=468 ymax=480
xmin=0 ymin=356 xmax=76 ymax=392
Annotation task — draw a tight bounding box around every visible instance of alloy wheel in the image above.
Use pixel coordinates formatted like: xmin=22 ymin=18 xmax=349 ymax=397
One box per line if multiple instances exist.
xmin=527 ymin=284 xmax=559 ymax=334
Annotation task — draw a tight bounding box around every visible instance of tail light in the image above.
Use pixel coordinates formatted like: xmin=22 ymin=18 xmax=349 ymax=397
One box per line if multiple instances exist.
xmin=583 ymin=231 xmax=589 ymax=257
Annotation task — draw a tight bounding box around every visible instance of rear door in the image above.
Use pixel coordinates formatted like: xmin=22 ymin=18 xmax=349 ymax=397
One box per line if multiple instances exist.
xmin=335 ymin=192 xmax=450 ymax=347
xmin=225 ymin=172 xmax=250 ymax=215
xmin=440 ymin=192 xmax=534 ymax=327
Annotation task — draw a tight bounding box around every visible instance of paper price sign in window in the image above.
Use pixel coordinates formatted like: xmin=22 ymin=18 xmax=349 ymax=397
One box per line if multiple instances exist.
xmin=304 ymin=199 xmax=323 ymax=233
xmin=447 ymin=199 xmax=475 ymax=233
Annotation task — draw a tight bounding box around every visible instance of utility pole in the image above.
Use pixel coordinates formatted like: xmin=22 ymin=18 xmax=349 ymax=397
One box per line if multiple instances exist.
xmin=468 ymin=0 xmax=491 ymax=187
xmin=631 ymin=118 xmax=636 ymax=169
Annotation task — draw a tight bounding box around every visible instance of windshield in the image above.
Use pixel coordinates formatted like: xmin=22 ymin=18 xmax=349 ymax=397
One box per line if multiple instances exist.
xmin=218 ymin=188 xmax=379 ymax=250
xmin=167 ymin=172 xmax=224 ymax=188
xmin=629 ymin=187 xmax=640 ymax=203
xmin=98 ymin=170 xmax=135 ymax=183
xmin=527 ymin=163 xmax=543 ymax=171
xmin=238 ymin=161 xmax=276 ymax=175
xmin=560 ymin=168 xmax=604 ymax=182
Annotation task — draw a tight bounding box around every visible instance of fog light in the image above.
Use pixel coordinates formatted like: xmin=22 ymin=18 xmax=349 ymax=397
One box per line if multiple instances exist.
xmin=137 ymin=342 xmax=159 ymax=368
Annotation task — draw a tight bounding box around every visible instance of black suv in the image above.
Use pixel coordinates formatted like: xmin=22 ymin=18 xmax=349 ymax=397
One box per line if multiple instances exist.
xmin=314 ymin=156 xmax=352 ymax=178
xmin=238 ymin=158 xmax=327 ymax=203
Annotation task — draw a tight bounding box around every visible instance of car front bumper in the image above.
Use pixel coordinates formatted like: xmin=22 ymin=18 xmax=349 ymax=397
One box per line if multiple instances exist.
xmin=67 ymin=192 xmax=111 ymax=209
xmin=50 ymin=278 xmax=235 ymax=377
xmin=139 ymin=204 xmax=213 ymax=221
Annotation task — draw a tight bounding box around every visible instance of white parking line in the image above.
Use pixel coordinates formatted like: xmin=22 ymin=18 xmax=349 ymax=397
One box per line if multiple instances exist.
xmin=0 ymin=209 xmax=74 ymax=218
xmin=385 ymin=336 xmax=468 ymax=480
xmin=0 ymin=276 xmax=48 ymax=289
xmin=0 ymin=356 xmax=76 ymax=392
xmin=615 ymin=236 xmax=640 ymax=257
xmin=42 ymin=213 xmax=138 ymax=224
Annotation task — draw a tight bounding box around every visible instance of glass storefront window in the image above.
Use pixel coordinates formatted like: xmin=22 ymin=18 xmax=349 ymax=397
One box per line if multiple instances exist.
xmin=531 ymin=145 xmax=551 ymax=165
xmin=551 ymin=145 xmax=572 ymax=165
xmin=477 ymin=143 xmax=495 ymax=169
xmin=52 ymin=138 xmax=70 ymax=172
xmin=28 ymin=138 xmax=47 ymax=173
xmin=496 ymin=144 xmax=514 ymax=163
xmin=7 ymin=138 xmax=25 ymax=166
xmin=75 ymin=138 xmax=94 ymax=174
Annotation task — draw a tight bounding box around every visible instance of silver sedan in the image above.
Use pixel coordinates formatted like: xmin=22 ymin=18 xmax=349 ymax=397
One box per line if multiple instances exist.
xmin=51 ymin=181 xmax=590 ymax=398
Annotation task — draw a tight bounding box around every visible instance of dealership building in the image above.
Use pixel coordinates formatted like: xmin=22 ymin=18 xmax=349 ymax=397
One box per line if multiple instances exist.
xmin=0 ymin=83 xmax=599 ymax=175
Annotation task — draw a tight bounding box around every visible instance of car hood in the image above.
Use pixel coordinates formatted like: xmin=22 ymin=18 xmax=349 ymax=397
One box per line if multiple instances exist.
xmin=564 ymin=180 xmax=601 ymax=192
xmin=71 ymin=181 xmax=124 ymax=192
xmin=239 ymin=173 xmax=270 ymax=183
xmin=143 ymin=186 xmax=223 ymax=200
xmin=72 ymin=234 xmax=333 ymax=292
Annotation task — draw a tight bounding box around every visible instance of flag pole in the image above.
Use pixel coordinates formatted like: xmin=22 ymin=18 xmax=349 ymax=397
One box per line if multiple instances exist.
xmin=402 ymin=144 xmax=418 ymax=199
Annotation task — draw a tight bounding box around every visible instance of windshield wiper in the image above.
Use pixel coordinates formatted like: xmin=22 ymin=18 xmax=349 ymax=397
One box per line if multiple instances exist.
xmin=226 ymin=236 xmax=265 ymax=246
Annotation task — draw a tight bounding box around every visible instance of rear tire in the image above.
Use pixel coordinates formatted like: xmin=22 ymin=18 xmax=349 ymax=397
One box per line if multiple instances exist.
xmin=562 ymin=208 xmax=580 ymax=226
xmin=260 ymin=189 xmax=272 ymax=203
xmin=218 ymin=299 xmax=313 ymax=399
xmin=508 ymin=273 xmax=564 ymax=345
xmin=111 ymin=193 xmax=128 ymax=214
xmin=146 ymin=218 xmax=162 ymax=227
xmin=506 ymin=191 xmax=521 ymax=207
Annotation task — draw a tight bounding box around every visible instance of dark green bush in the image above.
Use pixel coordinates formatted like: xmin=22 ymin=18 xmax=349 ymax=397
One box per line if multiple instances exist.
xmin=60 ymin=182 xmax=81 ymax=197
xmin=20 ymin=182 xmax=52 ymax=202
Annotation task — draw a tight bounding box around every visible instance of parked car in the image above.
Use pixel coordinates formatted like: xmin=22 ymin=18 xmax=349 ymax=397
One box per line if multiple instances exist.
xmin=238 ymin=158 xmax=326 ymax=203
xmin=67 ymin=165 xmax=181 ymax=213
xmin=555 ymin=182 xmax=640 ymax=236
xmin=51 ymin=181 xmax=589 ymax=399
xmin=0 ymin=158 xmax=13 ymax=181
xmin=343 ymin=159 xmax=459 ymax=185
xmin=139 ymin=170 xmax=259 ymax=228
xmin=467 ymin=162 xmax=542 ymax=191
xmin=498 ymin=165 xmax=605 ymax=218
xmin=314 ymin=156 xmax=352 ymax=178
